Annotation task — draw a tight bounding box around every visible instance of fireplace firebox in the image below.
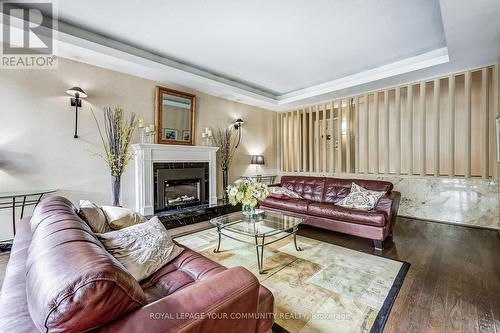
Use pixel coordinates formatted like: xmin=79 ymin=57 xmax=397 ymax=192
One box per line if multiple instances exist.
xmin=154 ymin=163 xmax=209 ymax=212
xmin=164 ymin=178 xmax=201 ymax=208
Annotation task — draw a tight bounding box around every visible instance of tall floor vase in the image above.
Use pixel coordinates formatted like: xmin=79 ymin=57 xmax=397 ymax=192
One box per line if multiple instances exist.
xmin=222 ymin=165 xmax=229 ymax=203
xmin=111 ymin=175 xmax=122 ymax=206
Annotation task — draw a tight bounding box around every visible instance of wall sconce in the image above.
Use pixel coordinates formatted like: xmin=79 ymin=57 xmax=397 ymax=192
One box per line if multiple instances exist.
xmin=66 ymin=86 xmax=87 ymax=138
xmin=234 ymin=118 xmax=244 ymax=148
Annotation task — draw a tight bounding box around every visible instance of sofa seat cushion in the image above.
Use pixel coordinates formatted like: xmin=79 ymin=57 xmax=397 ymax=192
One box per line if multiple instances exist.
xmin=140 ymin=248 xmax=226 ymax=303
xmin=307 ymin=202 xmax=387 ymax=227
xmin=260 ymin=197 xmax=310 ymax=214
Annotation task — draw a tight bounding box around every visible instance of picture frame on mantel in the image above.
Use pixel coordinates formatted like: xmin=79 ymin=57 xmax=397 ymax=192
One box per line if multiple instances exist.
xmin=155 ymin=86 xmax=196 ymax=146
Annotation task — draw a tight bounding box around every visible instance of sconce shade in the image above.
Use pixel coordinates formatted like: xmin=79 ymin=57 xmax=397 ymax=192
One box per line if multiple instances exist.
xmin=66 ymin=87 xmax=87 ymax=98
xmin=234 ymin=118 xmax=244 ymax=128
xmin=250 ymin=155 xmax=265 ymax=165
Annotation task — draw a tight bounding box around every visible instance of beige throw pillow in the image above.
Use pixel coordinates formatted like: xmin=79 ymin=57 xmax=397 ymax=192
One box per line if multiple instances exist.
xmin=78 ymin=200 xmax=112 ymax=233
xmin=96 ymin=216 xmax=184 ymax=281
xmin=101 ymin=206 xmax=147 ymax=230
xmin=269 ymin=186 xmax=302 ymax=199
xmin=336 ymin=183 xmax=386 ymax=211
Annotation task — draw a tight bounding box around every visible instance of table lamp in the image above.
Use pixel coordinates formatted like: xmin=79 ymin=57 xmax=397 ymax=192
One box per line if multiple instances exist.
xmin=250 ymin=155 xmax=264 ymax=175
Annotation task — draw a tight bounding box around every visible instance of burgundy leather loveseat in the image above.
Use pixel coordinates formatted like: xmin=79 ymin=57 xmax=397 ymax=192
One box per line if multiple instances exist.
xmin=260 ymin=176 xmax=401 ymax=249
xmin=0 ymin=196 xmax=274 ymax=333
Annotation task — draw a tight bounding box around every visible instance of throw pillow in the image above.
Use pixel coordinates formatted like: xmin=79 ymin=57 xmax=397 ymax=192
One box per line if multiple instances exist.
xmin=336 ymin=182 xmax=386 ymax=211
xmin=101 ymin=206 xmax=147 ymax=230
xmin=96 ymin=216 xmax=184 ymax=281
xmin=269 ymin=186 xmax=302 ymax=199
xmin=78 ymin=200 xmax=111 ymax=233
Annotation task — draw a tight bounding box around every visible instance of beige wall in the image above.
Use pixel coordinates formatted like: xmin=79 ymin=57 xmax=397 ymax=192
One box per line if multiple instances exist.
xmin=0 ymin=57 xmax=277 ymax=241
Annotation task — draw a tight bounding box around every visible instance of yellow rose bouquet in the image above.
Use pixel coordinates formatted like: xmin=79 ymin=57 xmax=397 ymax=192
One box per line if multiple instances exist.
xmin=227 ymin=178 xmax=269 ymax=216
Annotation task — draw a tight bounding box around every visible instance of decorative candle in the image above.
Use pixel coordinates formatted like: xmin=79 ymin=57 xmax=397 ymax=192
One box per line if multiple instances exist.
xmin=207 ymin=129 xmax=212 ymax=137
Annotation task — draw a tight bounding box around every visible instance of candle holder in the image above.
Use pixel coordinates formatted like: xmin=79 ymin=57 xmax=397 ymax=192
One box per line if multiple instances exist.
xmin=141 ymin=124 xmax=156 ymax=144
xmin=138 ymin=120 xmax=145 ymax=143
xmin=201 ymin=127 xmax=213 ymax=146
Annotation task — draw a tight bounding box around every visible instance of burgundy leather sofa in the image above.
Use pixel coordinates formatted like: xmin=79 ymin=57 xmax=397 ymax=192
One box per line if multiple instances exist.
xmin=0 ymin=196 xmax=274 ymax=333
xmin=260 ymin=176 xmax=401 ymax=249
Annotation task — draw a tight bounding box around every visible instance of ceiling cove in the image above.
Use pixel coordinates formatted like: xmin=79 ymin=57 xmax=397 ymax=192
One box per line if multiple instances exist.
xmin=11 ymin=0 xmax=497 ymax=111
xmin=50 ymin=23 xmax=450 ymax=111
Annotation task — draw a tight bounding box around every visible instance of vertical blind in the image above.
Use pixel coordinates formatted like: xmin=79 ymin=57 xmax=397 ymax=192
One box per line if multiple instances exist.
xmin=277 ymin=63 xmax=499 ymax=179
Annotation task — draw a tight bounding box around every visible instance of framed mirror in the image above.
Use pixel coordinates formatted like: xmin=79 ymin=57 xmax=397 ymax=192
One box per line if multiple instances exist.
xmin=155 ymin=86 xmax=196 ymax=145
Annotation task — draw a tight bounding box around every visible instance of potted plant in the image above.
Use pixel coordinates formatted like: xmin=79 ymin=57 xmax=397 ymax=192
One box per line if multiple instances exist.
xmin=92 ymin=106 xmax=139 ymax=206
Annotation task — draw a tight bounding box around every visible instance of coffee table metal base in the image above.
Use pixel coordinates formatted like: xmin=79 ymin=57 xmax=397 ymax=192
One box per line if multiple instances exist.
xmin=213 ymin=225 xmax=302 ymax=274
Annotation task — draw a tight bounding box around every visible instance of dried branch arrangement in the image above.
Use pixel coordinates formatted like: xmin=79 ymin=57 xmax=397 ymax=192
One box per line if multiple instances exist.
xmin=91 ymin=106 xmax=139 ymax=177
xmin=212 ymin=127 xmax=237 ymax=171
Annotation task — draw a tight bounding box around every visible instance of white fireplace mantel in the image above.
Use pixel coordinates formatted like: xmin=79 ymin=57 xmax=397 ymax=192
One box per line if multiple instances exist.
xmin=132 ymin=143 xmax=219 ymax=215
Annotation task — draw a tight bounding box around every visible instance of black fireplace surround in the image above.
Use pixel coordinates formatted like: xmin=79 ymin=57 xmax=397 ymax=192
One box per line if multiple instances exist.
xmin=151 ymin=162 xmax=241 ymax=229
xmin=154 ymin=162 xmax=209 ymax=212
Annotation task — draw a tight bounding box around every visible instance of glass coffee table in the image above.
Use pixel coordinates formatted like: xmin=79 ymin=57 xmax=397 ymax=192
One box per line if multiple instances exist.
xmin=210 ymin=210 xmax=304 ymax=274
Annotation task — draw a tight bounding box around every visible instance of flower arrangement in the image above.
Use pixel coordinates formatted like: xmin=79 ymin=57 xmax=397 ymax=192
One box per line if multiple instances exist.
xmin=227 ymin=178 xmax=269 ymax=215
xmin=91 ymin=106 xmax=139 ymax=206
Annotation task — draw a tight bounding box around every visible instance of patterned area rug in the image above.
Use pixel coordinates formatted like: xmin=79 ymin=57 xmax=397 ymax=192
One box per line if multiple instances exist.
xmin=175 ymin=228 xmax=409 ymax=333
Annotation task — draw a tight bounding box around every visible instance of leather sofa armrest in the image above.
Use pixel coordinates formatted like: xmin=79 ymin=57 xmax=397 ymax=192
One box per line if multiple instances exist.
xmin=98 ymin=267 xmax=263 ymax=333
xmin=374 ymin=191 xmax=401 ymax=231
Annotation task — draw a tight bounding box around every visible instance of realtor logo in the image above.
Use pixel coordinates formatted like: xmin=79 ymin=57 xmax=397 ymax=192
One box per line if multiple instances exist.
xmin=1 ymin=1 xmax=57 ymax=69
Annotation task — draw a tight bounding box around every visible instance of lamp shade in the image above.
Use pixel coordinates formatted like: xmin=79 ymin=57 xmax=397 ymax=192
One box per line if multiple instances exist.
xmin=66 ymin=87 xmax=87 ymax=98
xmin=250 ymin=155 xmax=265 ymax=165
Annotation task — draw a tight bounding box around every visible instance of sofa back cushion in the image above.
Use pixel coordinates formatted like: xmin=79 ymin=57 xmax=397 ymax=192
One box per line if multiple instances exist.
xmin=279 ymin=176 xmax=393 ymax=204
xmin=323 ymin=178 xmax=393 ymax=203
xmin=280 ymin=176 xmax=326 ymax=202
xmin=26 ymin=196 xmax=147 ymax=332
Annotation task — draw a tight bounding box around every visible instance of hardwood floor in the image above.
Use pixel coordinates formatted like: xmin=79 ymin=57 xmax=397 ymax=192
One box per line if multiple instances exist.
xmin=0 ymin=217 xmax=498 ymax=332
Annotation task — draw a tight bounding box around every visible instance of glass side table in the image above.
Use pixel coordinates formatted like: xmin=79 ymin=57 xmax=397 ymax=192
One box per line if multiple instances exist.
xmin=0 ymin=189 xmax=57 ymax=250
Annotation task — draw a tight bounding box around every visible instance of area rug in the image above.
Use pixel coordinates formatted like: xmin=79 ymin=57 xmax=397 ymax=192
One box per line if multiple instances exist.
xmin=175 ymin=228 xmax=409 ymax=333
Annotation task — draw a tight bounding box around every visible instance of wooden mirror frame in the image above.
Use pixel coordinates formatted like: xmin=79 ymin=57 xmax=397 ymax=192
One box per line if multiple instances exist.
xmin=155 ymin=86 xmax=196 ymax=145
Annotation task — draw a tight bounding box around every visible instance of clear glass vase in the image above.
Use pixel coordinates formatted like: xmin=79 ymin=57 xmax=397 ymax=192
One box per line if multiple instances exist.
xmin=242 ymin=204 xmax=256 ymax=217
xmin=111 ymin=175 xmax=121 ymax=206
xmin=222 ymin=165 xmax=229 ymax=203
